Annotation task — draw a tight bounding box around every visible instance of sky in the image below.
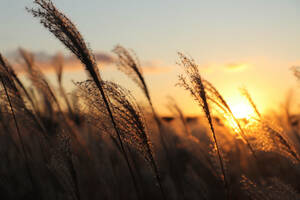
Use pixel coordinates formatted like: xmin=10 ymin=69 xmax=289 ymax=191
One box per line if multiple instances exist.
xmin=1 ymin=0 xmax=300 ymax=116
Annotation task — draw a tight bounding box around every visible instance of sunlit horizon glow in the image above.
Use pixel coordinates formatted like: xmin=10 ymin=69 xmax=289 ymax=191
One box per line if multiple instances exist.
xmin=14 ymin=58 xmax=298 ymax=117
xmin=229 ymin=103 xmax=255 ymax=119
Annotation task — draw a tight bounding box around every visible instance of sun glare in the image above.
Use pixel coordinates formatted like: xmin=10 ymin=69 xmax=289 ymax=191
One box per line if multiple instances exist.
xmin=229 ymin=103 xmax=254 ymax=119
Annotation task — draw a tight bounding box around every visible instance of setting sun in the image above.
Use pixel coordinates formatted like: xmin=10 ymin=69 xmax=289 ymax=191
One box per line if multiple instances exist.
xmin=229 ymin=103 xmax=255 ymax=119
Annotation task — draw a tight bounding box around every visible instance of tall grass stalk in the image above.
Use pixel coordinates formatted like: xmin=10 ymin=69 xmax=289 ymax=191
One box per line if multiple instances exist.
xmin=113 ymin=45 xmax=184 ymax=199
xmin=177 ymin=53 xmax=230 ymax=199
xmin=112 ymin=46 xmax=167 ymax=148
xmin=0 ymin=55 xmax=37 ymax=194
xmin=76 ymin=80 xmax=166 ymax=199
xmin=53 ymin=53 xmax=74 ymax=118
xmin=241 ymin=87 xmax=300 ymax=162
xmin=27 ymin=1 xmax=143 ymax=199
xmin=203 ymin=80 xmax=258 ymax=160
xmin=0 ymin=55 xmax=38 ymax=114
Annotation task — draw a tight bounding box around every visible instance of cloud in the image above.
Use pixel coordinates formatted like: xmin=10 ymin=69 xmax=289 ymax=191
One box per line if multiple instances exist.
xmin=225 ymin=63 xmax=248 ymax=71
xmin=8 ymin=50 xmax=115 ymax=64
xmin=94 ymin=53 xmax=115 ymax=64
xmin=5 ymin=50 xmax=173 ymax=75
xmin=5 ymin=50 xmax=115 ymax=74
xmin=141 ymin=60 xmax=173 ymax=74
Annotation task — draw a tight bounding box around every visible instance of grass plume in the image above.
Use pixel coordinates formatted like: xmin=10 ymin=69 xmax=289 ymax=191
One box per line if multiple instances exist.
xmin=27 ymin=1 xmax=157 ymax=199
xmin=177 ymin=52 xmax=230 ymax=199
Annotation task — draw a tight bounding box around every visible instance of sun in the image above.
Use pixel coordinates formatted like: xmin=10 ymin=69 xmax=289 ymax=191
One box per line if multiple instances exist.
xmin=229 ymin=103 xmax=255 ymax=119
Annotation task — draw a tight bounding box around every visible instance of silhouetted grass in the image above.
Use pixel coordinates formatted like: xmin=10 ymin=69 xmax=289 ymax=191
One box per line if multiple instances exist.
xmin=0 ymin=1 xmax=300 ymax=200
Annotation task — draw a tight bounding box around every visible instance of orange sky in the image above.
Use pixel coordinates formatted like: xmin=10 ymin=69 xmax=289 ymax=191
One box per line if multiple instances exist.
xmin=15 ymin=55 xmax=299 ymax=117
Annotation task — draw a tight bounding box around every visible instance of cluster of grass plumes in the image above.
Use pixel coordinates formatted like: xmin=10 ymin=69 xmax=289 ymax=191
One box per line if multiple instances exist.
xmin=1 ymin=0 xmax=300 ymax=200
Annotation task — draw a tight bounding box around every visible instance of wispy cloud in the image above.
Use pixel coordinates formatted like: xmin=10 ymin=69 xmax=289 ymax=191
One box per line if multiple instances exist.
xmin=224 ymin=62 xmax=248 ymax=72
xmin=6 ymin=50 xmax=173 ymax=75
xmin=141 ymin=60 xmax=173 ymax=74
xmin=6 ymin=50 xmax=115 ymax=64
xmin=6 ymin=50 xmax=115 ymax=74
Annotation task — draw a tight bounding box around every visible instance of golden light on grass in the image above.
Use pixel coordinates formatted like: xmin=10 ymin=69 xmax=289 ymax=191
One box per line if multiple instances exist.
xmin=217 ymin=101 xmax=255 ymax=136
xmin=229 ymin=102 xmax=255 ymax=119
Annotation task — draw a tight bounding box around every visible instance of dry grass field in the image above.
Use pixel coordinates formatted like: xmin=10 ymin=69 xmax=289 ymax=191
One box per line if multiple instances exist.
xmin=1 ymin=1 xmax=300 ymax=199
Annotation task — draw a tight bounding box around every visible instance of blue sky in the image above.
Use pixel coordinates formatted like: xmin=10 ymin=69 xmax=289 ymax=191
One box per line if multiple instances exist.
xmin=1 ymin=0 xmax=300 ymax=115
xmin=2 ymin=1 xmax=300 ymax=58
